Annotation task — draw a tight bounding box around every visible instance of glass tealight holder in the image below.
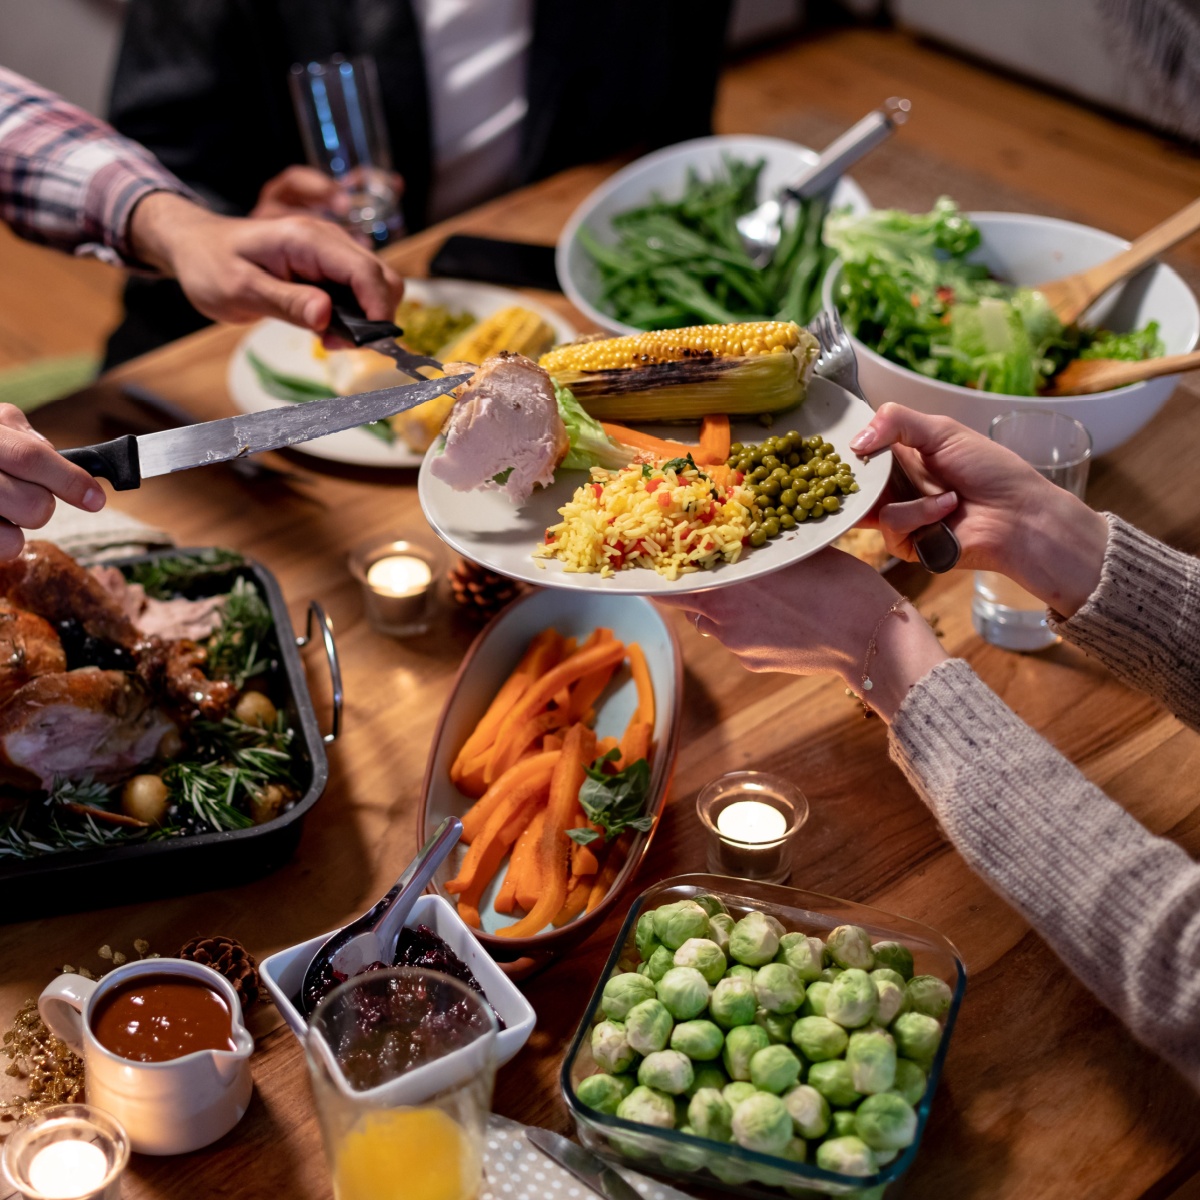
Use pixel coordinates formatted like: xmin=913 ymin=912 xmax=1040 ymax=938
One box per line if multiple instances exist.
xmin=1 ymin=1104 xmax=130 ymax=1200
xmin=696 ymin=770 xmax=809 ymax=883
xmin=348 ymin=534 xmax=444 ymax=638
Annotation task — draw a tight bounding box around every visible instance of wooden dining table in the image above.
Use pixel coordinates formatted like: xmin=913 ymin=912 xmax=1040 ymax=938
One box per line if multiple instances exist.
xmin=3 ymin=29 xmax=1200 ymax=1200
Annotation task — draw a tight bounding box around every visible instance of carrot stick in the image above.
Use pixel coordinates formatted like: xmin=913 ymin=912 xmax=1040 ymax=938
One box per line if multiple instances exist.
xmin=460 ymin=750 xmax=559 ymax=845
xmin=497 ymin=813 xmax=541 ymax=915
xmin=568 ymin=656 xmax=619 ymax=723
xmin=618 ymin=720 xmax=652 ymax=771
xmin=596 ymin=735 xmax=619 ymax=759
xmin=497 ymin=724 xmax=596 ymax=939
xmin=602 ymin=422 xmax=697 ymax=461
xmin=698 ymin=414 xmax=731 ymax=466
xmin=445 ymin=772 xmax=548 ymax=896
xmin=544 ymin=732 xmax=564 ymax=752
xmin=553 ymin=876 xmax=593 ymax=926
xmin=587 ymin=833 xmax=631 ymax=913
xmin=627 ymin=643 xmax=655 ymax=730
xmin=514 ymin=809 xmax=548 ymax=911
xmin=572 ymin=838 xmax=601 ymax=877
xmin=493 ymin=869 xmax=519 ymax=916
xmin=490 ymin=709 xmax=568 ymax=781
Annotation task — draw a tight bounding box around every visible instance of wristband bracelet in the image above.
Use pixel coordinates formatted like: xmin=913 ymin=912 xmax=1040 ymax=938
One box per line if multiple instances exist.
xmin=860 ymin=598 xmax=909 ymax=695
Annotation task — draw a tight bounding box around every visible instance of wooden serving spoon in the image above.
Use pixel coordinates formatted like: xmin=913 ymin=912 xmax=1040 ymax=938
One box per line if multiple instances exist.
xmin=1035 ymin=196 xmax=1200 ymax=326
xmin=1044 ymin=349 xmax=1200 ymax=395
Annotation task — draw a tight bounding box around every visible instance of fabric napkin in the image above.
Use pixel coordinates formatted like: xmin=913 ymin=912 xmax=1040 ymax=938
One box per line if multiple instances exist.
xmin=35 ymin=503 xmax=174 ymax=564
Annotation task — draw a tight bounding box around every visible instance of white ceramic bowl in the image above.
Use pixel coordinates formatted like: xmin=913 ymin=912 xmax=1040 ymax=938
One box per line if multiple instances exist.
xmin=259 ymin=894 xmax=537 ymax=1089
xmin=820 ymin=211 xmax=1200 ymax=457
xmin=558 ymin=135 xmax=872 ymax=336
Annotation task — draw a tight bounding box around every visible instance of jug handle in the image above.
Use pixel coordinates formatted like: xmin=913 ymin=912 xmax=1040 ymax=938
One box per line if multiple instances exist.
xmin=39 ymin=974 xmax=98 ymax=1054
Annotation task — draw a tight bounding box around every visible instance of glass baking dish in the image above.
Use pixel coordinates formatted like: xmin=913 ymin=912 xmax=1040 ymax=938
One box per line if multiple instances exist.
xmin=560 ymin=873 xmax=966 ymax=1198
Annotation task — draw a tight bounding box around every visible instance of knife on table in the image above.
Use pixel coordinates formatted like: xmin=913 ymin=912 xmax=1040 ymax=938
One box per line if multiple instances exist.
xmin=60 ymin=371 xmax=471 ymax=490
xmin=527 ymin=1128 xmax=646 ymax=1200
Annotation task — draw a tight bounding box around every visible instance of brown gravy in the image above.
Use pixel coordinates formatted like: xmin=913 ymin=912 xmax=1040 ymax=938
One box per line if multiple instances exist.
xmin=91 ymin=974 xmax=236 ymax=1063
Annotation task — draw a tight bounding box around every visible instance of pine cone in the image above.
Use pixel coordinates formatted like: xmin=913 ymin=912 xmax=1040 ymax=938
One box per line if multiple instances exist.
xmin=447 ymin=557 xmax=524 ymax=620
xmin=179 ymin=935 xmax=260 ymax=1008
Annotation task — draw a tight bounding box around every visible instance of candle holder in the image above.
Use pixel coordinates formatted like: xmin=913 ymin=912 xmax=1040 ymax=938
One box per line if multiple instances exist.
xmin=696 ymin=770 xmax=809 ymax=883
xmin=348 ymin=533 xmax=444 ymax=638
xmin=1 ymin=1104 xmax=130 ymax=1200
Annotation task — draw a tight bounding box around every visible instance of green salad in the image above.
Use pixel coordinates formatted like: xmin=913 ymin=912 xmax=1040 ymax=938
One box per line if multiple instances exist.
xmin=826 ymin=198 xmax=1164 ymax=395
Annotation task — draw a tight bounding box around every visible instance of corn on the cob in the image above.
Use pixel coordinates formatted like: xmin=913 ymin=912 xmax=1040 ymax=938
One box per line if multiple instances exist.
xmin=539 ymin=321 xmax=817 ymax=421
xmin=442 ymin=305 xmax=556 ymax=364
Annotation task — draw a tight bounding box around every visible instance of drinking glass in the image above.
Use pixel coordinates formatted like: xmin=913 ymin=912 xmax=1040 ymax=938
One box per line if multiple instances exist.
xmin=306 ymin=968 xmax=497 ymax=1200
xmin=972 ymin=409 xmax=1093 ymax=651
xmin=288 ymin=55 xmax=403 ymax=245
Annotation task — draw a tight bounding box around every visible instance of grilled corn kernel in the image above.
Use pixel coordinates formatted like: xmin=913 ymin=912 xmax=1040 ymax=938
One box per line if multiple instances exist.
xmin=443 ymin=305 xmax=555 ymax=364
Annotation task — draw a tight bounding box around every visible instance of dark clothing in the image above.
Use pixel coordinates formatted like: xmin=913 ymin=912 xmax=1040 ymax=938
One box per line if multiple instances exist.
xmin=103 ymin=0 xmax=730 ymax=366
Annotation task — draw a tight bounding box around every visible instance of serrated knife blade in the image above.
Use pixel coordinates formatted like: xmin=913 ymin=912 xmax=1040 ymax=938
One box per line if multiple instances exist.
xmin=527 ymin=1128 xmax=645 ymax=1200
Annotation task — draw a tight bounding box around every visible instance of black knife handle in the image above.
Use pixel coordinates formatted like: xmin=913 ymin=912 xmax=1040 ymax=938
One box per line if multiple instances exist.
xmin=61 ymin=435 xmax=142 ymax=491
xmin=315 ymin=281 xmax=402 ymax=346
xmin=885 ymin=459 xmax=961 ymax=573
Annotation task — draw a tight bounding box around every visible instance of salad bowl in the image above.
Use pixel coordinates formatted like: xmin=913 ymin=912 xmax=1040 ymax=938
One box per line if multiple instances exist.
xmin=822 ymin=211 xmax=1200 ymax=457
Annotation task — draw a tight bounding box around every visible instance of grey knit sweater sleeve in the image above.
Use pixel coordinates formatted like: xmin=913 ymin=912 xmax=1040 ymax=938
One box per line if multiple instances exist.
xmin=889 ymin=519 xmax=1200 ymax=1086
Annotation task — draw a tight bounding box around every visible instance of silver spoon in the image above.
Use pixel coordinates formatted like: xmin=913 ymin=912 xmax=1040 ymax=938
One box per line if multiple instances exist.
xmin=298 ymin=815 xmax=463 ymax=1015
xmin=736 ymin=98 xmax=910 ymax=267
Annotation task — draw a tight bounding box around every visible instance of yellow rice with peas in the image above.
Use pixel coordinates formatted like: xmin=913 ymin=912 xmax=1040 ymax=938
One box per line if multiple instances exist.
xmin=534 ymin=459 xmax=760 ymax=580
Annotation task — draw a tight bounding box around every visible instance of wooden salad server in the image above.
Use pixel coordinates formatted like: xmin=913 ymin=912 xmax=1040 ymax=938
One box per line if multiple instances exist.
xmin=1035 ymin=196 xmax=1200 ymax=326
xmin=1044 ymin=348 xmax=1200 ymax=395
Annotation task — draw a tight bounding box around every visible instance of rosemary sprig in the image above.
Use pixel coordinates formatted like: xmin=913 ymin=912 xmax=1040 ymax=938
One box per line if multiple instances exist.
xmin=206 ymin=577 xmax=273 ymax=688
xmin=161 ymin=760 xmax=255 ymax=832
xmin=125 ymin=548 xmax=245 ymax=600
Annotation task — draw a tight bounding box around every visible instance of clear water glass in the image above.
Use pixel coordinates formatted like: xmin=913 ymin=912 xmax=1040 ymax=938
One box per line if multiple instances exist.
xmin=972 ymin=409 xmax=1093 ymax=651
xmin=289 ymin=55 xmax=403 ymax=245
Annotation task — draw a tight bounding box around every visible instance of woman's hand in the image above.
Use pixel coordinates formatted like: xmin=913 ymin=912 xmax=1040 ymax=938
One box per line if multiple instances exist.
xmin=659 ymin=547 xmax=947 ymax=722
xmin=127 ymin=192 xmax=403 ymax=334
xmin=0 ymin=405 xmax=105 ymax=559
xmin=855 ymin=404 xmax=1108 ymax=617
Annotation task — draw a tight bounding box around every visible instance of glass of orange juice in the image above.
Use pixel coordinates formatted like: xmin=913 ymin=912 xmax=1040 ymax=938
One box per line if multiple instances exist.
xmin=306 ymin=968 xmax=498 ymax=1200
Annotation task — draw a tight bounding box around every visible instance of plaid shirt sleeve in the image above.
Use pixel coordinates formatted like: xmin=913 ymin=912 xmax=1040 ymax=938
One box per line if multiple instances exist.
xmin=0 ymin=66 xmax=195 ymax=265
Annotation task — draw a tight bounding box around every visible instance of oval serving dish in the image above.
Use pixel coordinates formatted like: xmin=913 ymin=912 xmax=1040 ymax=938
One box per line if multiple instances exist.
xmin=418 ymin=588 xmax=683 ymax=967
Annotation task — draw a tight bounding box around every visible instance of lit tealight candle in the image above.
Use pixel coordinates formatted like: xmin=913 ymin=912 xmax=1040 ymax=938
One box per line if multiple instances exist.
xmin=717 ymin=799 xmax=788 ymax=844
xmin=366 ymin=554 xmax=432 ymax=599
xmin=27 ymin=1139 xmax=108 ymax=1199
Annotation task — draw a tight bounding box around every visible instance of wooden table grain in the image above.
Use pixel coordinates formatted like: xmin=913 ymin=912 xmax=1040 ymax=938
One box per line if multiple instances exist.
xmin=4 ymin=30 xmax=1200 ymax=1200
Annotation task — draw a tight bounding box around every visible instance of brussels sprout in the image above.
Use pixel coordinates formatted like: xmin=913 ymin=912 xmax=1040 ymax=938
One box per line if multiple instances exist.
xmin=791 ymin=1014 xmax=849 ymax=1062
xmin=818 ymin=966 xmax=845 ymax=983
xmin=875 ymin=1149 xmax=898 ymax=1167
xmin=826 ymin=925 xmax=875 ymax=970
xmin=710 ymin=976 xmax=758 ymax=1028
xmin=749 ymin=1044 xmax=802 ymax=1094
xmin=782 ymin=1137 xmax=807 ymax=1164
xmin=671 ymin=1019 xmax=724 ymax=1061
xmin=592 ymin=1020 xmax=637 ymax=1074
xmin=693 ymin=894 xmax=729 ymax=918
xmin=660 ymin=1128 xmax=707 ymax=1173
xmin=625 ymin=998 xmax=674 ymax=1055
xmin=872 ymin=975 xmax=907 ymax=1026
xmin=871 ymin=940 xmax=914 ymax=980
xmin=825 ymin=969 xmax=878 ymax=1029
xmin=687 ymin=1063 xmax=729 ymax=1096
xmin=871 ymin=967 xmax=906 ymax=990
xmin=616 ymin=1084 xmax=676 ymax=1129
xmin=725 ymin=964 xmax=755 ymax=982
xmin=763 ymin=913 xmax=787 ymax=936
xmin=722 ymin=1080 xmax=759 ymax=1108
xmin=576 ymin=1073 xmax=633 ymax=1115
xmin=890 ymin=1058 xmax=927 ymax=1106
xmin=775 ymin=933 xmax=825 ymax=982
xmin=708 ymin=1158 xmax=752 ymax=1187
xmin=657 ymin=967 xmax=711 ymax=1020
xmin=653 ymin=901 xmax=712 ymax=950
xmin=847 ymin=1028 xmax=897 ymax=1094
xmin=830 ymin=1109 xmax=859 ymax=1138
xmin=855 ymin=1092 xmax=918 ymax=1152
xmin=636 ymin=911 xmax=662 ymax=961
xmin=687 ymin=1087 xmax=733 ymax=1141
xmin=782 ymin=1083 xmax=830 ymax=1139
xmin=906 ymin=975 xmax=952 ymax=1019
xmin=753 ymin=962 xmax=806 ymax=1014
xmin=646 ymin=944 xmax=676 ymax=983
xmin=602 ymin=972 xmax=657 ymax=1020
xmin=708 ymin=913 xmax=734 ymax=954
xmin=799 ymin=980 xmax=832 ymax=1017
xmin=731 ymin=1092 xmax=793 ymax=1155
xmin=638 ymin=1049 xmax=694 ymax=1095
xmin=891 ymin=1012 xmax=941 ymax=1064
xmin=807 ymin=1059 xmax=862 ymax=1108
xmin=674 ymin=938 xmax=727 ymax=985
xmin=815 ymin=1136 xmax=879 ymax=1178
xmin=729 ymin=911 xmax=781 ymax=966
xmin=635 ymin=964 xmax=648 ymax=976
xmin=723 ymin=1024 xmax=771 ymax=1080
xmin=755 ymin=1008 xmax=796 ymax=1044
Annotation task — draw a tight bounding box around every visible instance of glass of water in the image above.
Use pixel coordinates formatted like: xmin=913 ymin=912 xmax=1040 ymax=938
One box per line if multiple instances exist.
xmin=972 ymin=409 xmax=1093 ymax=651
xmin=289 ymin=54 xmax=403 ymax=245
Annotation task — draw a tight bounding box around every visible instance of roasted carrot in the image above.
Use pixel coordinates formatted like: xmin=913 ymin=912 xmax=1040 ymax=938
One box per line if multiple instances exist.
xmin=493 ymin=869 xmax=519 ymax=916
xmin=460 ymin=750 xmax=559 ymax=845
xmin=568 ymin=643 xmax=619 ymax=723
xmin=586 ymin=833 xmax=631 ymax=913
xmin=596 ymin=735 xmax=620 ymax=759
xmin=514 ymin=808 xmax=548 ymax=911
xmin=543 ymin=732 xmax=565 ymax=752
xmin=698 ymin=414 xmax=731 ymax=466
xmin=496 ymin=724 xmax=596 ymax=939
xmin=602 ymin=423 xmax=697 ymax=461
xmin=626 ymin=643 xmax=655 ymax=730
xmin=553 ymin=876 xmax=593 ymax=926
xmin=497 ymin=813 xmax=542 ymax=915
xmin=489 ymin=708 xmax=569 ymax=781
xmin=445 ymin=770 xmax=548 ymax=896
xmin=572 ymin=838 xmax=601 ymax=877
xmin=619 ymin=720 xmax=652 ymax=771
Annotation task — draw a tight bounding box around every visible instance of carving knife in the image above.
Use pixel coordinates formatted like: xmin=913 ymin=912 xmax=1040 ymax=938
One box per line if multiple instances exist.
xmin=527 ymin=1128 xmax=645 ymax=1200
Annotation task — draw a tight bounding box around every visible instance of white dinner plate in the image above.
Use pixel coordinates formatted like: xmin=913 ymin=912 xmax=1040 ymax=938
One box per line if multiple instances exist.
xmin=225 ymin=279 xmax=577 ymax=468
xmin=418 ymin=377 xmax=891 ymax=596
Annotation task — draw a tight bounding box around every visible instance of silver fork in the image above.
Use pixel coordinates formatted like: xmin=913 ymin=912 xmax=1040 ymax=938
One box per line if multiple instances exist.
xmin=808 ymin=309 xmax=961 ymax=574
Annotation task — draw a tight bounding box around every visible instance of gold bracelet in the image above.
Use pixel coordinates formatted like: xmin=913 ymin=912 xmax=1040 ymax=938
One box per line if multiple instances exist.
xmin=860 ymin=598 xmax=908 ymax=694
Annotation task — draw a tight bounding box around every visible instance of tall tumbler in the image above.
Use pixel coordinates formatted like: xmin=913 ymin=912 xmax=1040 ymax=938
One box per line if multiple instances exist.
xmin=972 ymin=409 xmax=1093 ymax=651
xmin=289 ymin=54 xmax=403 ymax=245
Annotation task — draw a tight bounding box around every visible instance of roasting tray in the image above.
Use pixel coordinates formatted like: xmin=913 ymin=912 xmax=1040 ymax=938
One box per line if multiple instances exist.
xmin=0 ymin=548 xmax=341 ymax=920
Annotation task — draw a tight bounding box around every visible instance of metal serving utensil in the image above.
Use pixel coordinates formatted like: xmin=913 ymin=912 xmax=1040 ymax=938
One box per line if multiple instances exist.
xmin=737 ymin=98 xmax=910 ymax=267
xmin=298 ymin=815 xmax=463 ymax=1016
xmin=808 ymin=308 xmax=961 ymax=574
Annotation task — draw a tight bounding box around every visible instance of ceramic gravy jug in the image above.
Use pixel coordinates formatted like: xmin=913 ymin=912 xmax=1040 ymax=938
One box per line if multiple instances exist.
xmin=39 ymin=958 xmax=254 ymax=1155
